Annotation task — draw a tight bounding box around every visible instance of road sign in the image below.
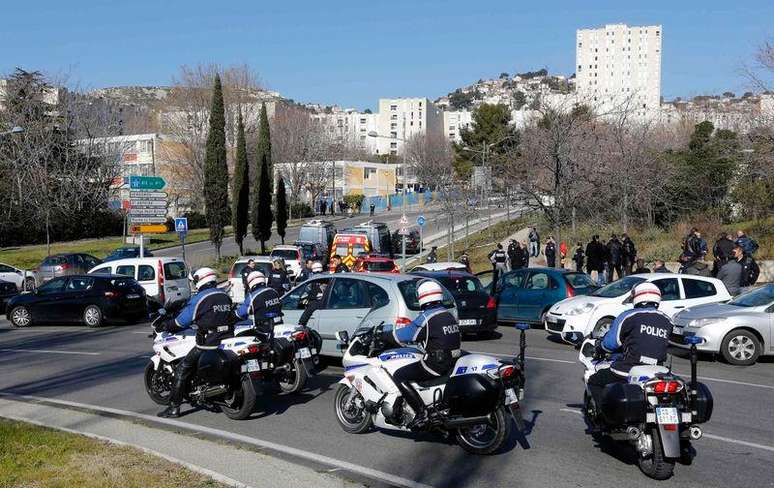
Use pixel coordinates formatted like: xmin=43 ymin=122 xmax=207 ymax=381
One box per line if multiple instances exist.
xmin=130 ymin=224 xmax=168 ymax=233
xmin=416 ymin=215 xmax=426 ymax=227
xmin=129 ymin=191 xmax=167 ymax=199
xmin=129 ymin=208 xmax=168 ymax=216
xmin=129 ymin=176 xmax=166 ymax=190
xmin=400 ymin=214 xmax=408 ymax=226
xmin=129 ymin=217 xmax=167 ymax=224
xmin=175 ymin=218 xmax=188 ymax=233
xmin=399 ymin=227 xmax=410 ymax=236
xmin=129 ymin=200 xmax=167 ymax=208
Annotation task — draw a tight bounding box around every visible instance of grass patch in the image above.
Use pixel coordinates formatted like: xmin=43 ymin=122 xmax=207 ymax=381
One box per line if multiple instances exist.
xmin=0 ymin=419 xmax=226 ymax=488
xmin=0 ymin=227 xmax=230 ymax=270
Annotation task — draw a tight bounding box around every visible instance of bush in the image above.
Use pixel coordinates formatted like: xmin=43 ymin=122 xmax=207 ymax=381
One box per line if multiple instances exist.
xmin=343 ymin=194 xmax=365 ymax=209
xmin=290 ymin=203 xmax=314 ymax=218
xmin=182 ymin=211 xmax=207 ymax=229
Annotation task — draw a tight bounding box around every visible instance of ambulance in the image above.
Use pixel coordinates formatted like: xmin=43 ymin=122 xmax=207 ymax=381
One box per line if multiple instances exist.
xmin=330 ymin=233 xmax=371 ymax=270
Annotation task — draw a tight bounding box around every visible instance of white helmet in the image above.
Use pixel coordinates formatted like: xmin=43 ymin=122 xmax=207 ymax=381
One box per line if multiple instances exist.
xmin=631 ymin=282 xmax=661 ymax=307
xmin=246 ymin=271 xmax=267 ymax=290
xmin=192 ymin=267 xmax=218 ymax=290
xmin=311 ymin=262 xmax=323 ymax=273
xmin=417 ymin=280 xmax=444 ymax=308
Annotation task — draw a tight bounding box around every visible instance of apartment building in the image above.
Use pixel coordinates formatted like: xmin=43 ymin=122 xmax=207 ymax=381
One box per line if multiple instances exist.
xmin=443 ymin=110 xmax=473 ymax=142
xmin=374 ymin=97 xmax=444 ymax=155
xmin=310 ymin=108 xmax=378 ymax=153
xmin=576 ymin=24 xmax=662 ymax=117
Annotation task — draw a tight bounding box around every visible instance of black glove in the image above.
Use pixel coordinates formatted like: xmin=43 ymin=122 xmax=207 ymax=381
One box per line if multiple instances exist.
xmin=593 ymin=339 xmax=607 ymax=361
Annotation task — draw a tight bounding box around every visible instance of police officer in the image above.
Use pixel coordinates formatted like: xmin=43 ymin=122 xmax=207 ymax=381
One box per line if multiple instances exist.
xmin=268 ymin=258 xmax=290 ymax=294
xmin=240 ymin=259 xmax=256 ymax=296
xmin=587 ymin=282 xmax=672 ymax=409
xmin=380 ymin=280 xmax=461 ymax=428
xmin=158 ymin=267 xmax=233 ymax=418
xmin=425 ymin=246 xmax=438 ymax=264
xmin=489 ymin=244 xmax=508 ymax=283
xmin=298 ymin=278 xmax=328 ymax=327
xmin=331 ymin=255 xmax=349 ymax=273
xmin=235 ymin=271 xmax=283 ymax=338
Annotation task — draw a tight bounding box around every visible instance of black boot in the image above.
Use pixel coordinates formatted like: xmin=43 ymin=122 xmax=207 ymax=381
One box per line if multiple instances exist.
xmin=158 ymin=404 xmax=181 ymax=418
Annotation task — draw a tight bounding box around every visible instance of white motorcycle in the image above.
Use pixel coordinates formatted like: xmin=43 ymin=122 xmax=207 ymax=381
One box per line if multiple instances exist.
xmin=144 ymin=306 xmax=271 ymax=420
xmin=578 ymin=335 xmax=713 ymax=480
xmin=333 ymin=322 xmax=529 ymax=455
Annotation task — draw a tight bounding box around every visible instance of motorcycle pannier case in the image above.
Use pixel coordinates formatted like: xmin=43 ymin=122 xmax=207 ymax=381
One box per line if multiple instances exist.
xmin=197 ymin=349 xmax=232 ymax=384
xmin=444 ymin=374 xmax=499 ymax=417
xmin=600 ymin=383 xmax=646 ymax=425
xmin=692 ymin=382 xmax=713 ymax=423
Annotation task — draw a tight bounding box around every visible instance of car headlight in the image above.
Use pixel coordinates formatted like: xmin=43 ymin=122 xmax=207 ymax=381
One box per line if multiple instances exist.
xmin=688 ymin=318 xmax=726 ymax=328
xmin=566 ymin=303 xmax=595 ymax=316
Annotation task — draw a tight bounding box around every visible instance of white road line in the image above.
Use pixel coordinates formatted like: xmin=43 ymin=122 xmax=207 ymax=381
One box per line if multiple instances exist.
xmin=0 ymin=393 xmax=433 ymax=488
xmin=131 ymin=331 xmax=152 ymax=334
xmin=694 ymin=375 xmax=774 ymax=391
xmin=469 ymin=350 xmax=575 ymax=365
xmin=0 ymin=348 xmax=101 ymax=356
xmin=560 ymin=408 xmax=582 ymax=415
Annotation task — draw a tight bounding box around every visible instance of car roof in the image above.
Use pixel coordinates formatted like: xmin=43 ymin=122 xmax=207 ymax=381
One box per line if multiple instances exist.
xmin=636 ymin=272 xmax=720 ymax=282
xmin=362 ymin=256 xmax=394 ymax=262
xmin=301 ymin=220 xmax=334 ymax=227
xmin=304 ymin=273 xmax=418 ymax=284
xmin=410 ymin=270 xmax=476 ymax=279
xmin=507 ymin=266 xmax=575 ymax=274
xmin=234 ymin=256 xmax=274 ymax=263
xmin=271 ymin=245 xmax=299 ymax=250
xmin=414 ymin=262 xmax=467 ymax=270
xmin=92 ymin=257 xmax=182 ymax=267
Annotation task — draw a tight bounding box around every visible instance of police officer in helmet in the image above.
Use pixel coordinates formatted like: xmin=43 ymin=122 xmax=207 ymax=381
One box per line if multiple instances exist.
xmin=158 ymin=267 xmax=233 ymax=418
xmin=587 ymin=282 xmax=672 ymax=410
xmin=235 ymin=271 xmax=283 ymax=339
xmin=380 ymin=280 xmax=461 ymax=428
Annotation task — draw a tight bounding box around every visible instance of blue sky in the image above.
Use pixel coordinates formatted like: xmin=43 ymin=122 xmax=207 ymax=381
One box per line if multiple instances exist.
xmin=1 ymin=1 xmax=771 ymax=111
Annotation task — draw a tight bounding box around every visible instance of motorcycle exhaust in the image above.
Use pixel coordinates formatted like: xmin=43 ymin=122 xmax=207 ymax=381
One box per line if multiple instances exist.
xmin=689 ymin=425 xmax=703 ymax=440
xmin=627 ymin=426 xmax=642 ymax=440
xmin=443 ymin=415 xmax=492 ymax=428
xmin=200 ymin=385 xmax=228 ymax=399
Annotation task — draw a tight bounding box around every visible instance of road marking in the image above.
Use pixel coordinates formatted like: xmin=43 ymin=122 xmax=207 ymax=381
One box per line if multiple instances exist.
xmin=560 ymin=408 xmax=582 ymax=415
xmin=0 ymin=393 xmax=433 ymax=488
xmin=469 ymin=350 xmax=575 ymax=365
xmin=693 ymin=375 xmax=774 ymax=391
xmin=0 ymin=348 xmax=101 ymax=356
xmin=131 ymin=331 xmax=152 ymax=334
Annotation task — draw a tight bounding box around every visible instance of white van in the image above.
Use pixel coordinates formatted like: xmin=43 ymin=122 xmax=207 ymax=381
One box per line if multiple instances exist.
xmin=89 ymin=257 xmax=190 ymax=306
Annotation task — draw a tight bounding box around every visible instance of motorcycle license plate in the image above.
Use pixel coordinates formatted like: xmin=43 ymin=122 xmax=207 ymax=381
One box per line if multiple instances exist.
xmin=246 ymin=359 xmax=261 ymax=372
xmin=459 ymin=319 xmax=477 ymax=326
xmin=656 ymin=407 xmax=679 ymax=425
xmin=296 ymin=347 xmax=311 ymax=359
xmin=504 ymin=388 xmax=518 ymax=405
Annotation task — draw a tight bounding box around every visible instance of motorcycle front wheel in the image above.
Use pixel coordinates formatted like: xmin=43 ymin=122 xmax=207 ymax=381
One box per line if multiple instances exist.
xmin=638 ymin=427 xmax=676 ymax=480
xmin=455 ymin=405 xmax=512 ymax=455
xmin=222 ymin=375 xmax=257 ymax=420
xmin=276 ymin=358 xmax=308 ymax=394
xmin=334 ymin=384 xmax=372 ymax=434
xmin=144 ymin=362 xmax=173 ymax=405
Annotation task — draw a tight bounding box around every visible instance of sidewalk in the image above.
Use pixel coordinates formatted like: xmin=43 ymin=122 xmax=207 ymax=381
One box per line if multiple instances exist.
xmin=0 ymin=397 xmax=361 ymax=488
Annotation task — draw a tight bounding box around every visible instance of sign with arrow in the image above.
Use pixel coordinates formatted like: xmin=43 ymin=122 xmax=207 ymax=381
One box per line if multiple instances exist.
xmin=128 ymin=176 xmax=168 ymax=231
xmin=416 ymin=215 xmax=426 ymax=227
xmin=129 ymin=176 xmax=166 ymax=190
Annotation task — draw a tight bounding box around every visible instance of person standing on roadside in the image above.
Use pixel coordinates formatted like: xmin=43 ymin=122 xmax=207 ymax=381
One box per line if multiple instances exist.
xmin=544 ymin=236 xmax=557 ymax=268
xmin=369 ymin=203 xmax=375 ymax=216
xmin=716 ymin=246 xmax=744 ymax=295
xmin=633 ymin=258 xmax=651 ymax=274
xmin=652 ymin=259 xmax=669 ymax=273
xmin=621 ymin=233 xmax=636 ymax=276
xmin=520 ymin=241 xmax=530 ymax=268
xmin=572 ymin=242 xmax=585 ymax=272
xmin=507 ymin=239 xmax=519 ymax=271
xmin=606 ymin=234 xmax=624 ymax=282
xmin=712 ymin=232 xmax=735 ymax=277
xmin=426 ymin=246 xmax=438 ymax=264
xmin=735 ymin=230 xmax=759 ymax=257
xmin=331 ymin=255 xmax=350 ymax=273
xmin=585 ymin=235 xmax=606 ymax=285
xmin=489 ymin=244 xmax=508 ymax=283
xmin=241 ymin=259 xmax=257 ymax=297
xmin=528 ymin=227 xmax=540 ymax=258
xmin=459 ymin=250 xmax=471 ymax=273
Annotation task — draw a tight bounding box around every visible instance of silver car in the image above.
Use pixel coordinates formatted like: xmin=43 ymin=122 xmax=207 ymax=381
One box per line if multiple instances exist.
xmin=671 ymin=284 xmax=774 ymax=365
xmin=280 ymin=273 xmax=457 ymax=357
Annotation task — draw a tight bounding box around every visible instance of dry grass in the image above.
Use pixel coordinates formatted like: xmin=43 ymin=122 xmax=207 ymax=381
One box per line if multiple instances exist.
xmin=0 ymin=419 xmax=226 ymax=488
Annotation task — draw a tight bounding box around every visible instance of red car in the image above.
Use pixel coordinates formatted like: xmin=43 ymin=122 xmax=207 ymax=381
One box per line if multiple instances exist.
xmin=354 ymin=256 xmax=400 ymax=273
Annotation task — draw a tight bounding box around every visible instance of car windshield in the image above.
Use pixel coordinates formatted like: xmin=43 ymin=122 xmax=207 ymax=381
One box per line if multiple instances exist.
xmin=565 ymin=273 xmax=597 ymax=289
xmin=41 ymin=256 xmax=67 ymax=266
xmin=366 ymin=260 xmax=395 ymax=271
xmin=398 ymin=278 xmax=456 ymax=311
xmin=591 ymin=276 xmax=646 ymax=298
xmin=110 ymin=248 xmax=138 ymax=257
xmin=297 ymin=227 xmax=319 ymax=243
xmin=271 ymin=249 xmax=298 ymax=261
xmin=299 ymin=245 xmax=317 ymax=259
xmin=728 ymin=285 xmax=774 ymax=307
xmin=352 ymin=244 xmax=367 ymax=256
xmin=438 ymin=276 xmax=483 ymax=295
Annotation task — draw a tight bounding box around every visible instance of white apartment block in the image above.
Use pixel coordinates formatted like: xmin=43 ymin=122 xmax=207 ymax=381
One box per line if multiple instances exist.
xmin=576 ymin=24 xmax=662 ymax=117
xmin=375 ymin=97 xmax=444 ymax=155
xmin=311 ymin=109 xmax=379 ymax=153
xmin=443 ymin=110 xmax=473 ymax=142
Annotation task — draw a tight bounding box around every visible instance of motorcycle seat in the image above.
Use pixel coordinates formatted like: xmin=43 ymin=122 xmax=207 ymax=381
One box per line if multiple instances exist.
xmin=415 ymin=375 xmax=450 ymax=388
xmin=628 ymin=365 xmax=669 ymax=382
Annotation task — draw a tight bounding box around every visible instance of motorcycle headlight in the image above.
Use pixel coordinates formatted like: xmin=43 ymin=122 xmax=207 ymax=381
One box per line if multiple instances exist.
xmin=688 ymin=317 xmax=726 ymax=328
xmin=566 ymin=303 xmax=595 ymax=316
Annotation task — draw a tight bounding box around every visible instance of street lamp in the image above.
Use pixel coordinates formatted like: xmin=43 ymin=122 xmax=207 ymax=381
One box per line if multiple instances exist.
xmin=461 ymin=135 xmax=514 ymax=235
xmin=368 ymin=130 xmax=409 ymax=269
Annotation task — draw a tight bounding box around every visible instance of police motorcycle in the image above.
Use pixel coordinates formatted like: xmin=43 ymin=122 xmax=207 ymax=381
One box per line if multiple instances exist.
xmin=144 ymin=300 xmax=270 ymax=421
xmin=578 ymin=333 xmax=713 ymax=479
xmin=334 ymin=321 xmax=529 ymax=455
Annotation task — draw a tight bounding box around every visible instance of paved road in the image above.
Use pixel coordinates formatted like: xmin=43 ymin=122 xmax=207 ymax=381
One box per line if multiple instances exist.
xmin=0 ymin=318 xmax=771 ymax=488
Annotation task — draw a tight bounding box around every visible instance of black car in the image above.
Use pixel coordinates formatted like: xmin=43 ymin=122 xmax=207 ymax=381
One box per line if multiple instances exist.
xmin=410 ymin=270 xmax=498 ymax=337
xmin=392 ymin=229 xmax=421 ymax=254
xmin=0 ymin=279 xmax=19 ymax=309
xmin=103 ymin=246 xmax=154 ymax=262
xmin=6 ymin=274 xmax=147 ymax=328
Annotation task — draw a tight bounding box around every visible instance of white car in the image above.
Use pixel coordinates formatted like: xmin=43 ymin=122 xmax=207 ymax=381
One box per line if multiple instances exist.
xmin=410 ymin=262 xmax=468 ymax=272
xmin=89 ymin=257 xmax=191 ymax=306
xmin=545 ymin=273 xmax=732 ymax=342
xmin=0 ymin=262 xmax=36 ymax=291
xmin=227 ymin=256 xmax=275 ymax=304
xmin=270 ymin=245 xmax=303 ymax=279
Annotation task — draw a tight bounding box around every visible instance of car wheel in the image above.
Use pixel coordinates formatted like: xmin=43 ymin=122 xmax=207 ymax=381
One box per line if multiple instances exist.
xmin=9 ymin=306 xmax=32 ymax=328
xmin=83 ymin=305 xmax=103 ymax=328
xmin=592 ymin=317 xmax=613 ymax=339
xmin=720 ymin=329 xmax=761 ymax=366
xmin=23 ymin=278 xmax=36 ymax=291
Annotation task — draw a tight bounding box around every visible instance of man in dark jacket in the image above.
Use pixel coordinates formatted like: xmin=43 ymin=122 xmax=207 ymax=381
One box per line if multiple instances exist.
xmin=528 ymin=227 xmax=540 ymax=257
xmin=544 ymin=237 xmax=557 ymax=268
xmin=426 ymin=247 xmax=438 ymax=264
xmin=652 ymin=260 xmax=669 ymax=273
xmin=489 ymin=244 xmax=508 ymax=283
xmin=572 ymin=242 xmax=585 ymax=272
xmin=717 ymin=246 xmax=744 ymax=295
xmin=241 ymin=259 xmax=257 ymax=296
xmin=606 ymin=234 xmax=623 ymax=282
xmin=585 ymin=235 xmax=606 ymax=285
xmin=735 ymin=230 xmax=758 ymax=256
xmin=331 ymin=255 xmax=349 ymax=273
xmin=520 ymin=241 xmax=530 ymax=268
xmin=621 ymin=233 xmax=636 ymax=276
xmin=712 ymin=232 xmax=736 ymax=277
xmin=507 ymin=239 xmax=522 ymax=270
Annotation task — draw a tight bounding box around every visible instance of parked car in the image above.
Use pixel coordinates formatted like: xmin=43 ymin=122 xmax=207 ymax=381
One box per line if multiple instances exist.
xmin=280 ymin=274 xmax=456 ymax=356
xmin=410 ymin=270 xmax=497 ymax=337
xmin=0 ymin=262 xmax=36 ymax=291
xmin=330 ymin=233 xmax=371 ymax=270
xmin=343 ymin=221 xmax=393 ymax=257
xmin=6 ymin=275 xmax=147 ymax=328
xmin=671 ymin=284 xmax=774 ymax=366
xmin=103 ymin=246 xmax=153 ymax=262
xmin=295 ymin=241 xmax=327 ymax=265
xmin=488 ymin=267 xmax=598 ymax=326
xmin=410 ymin=262 xmax=468 ymax=272
xmin=546 ymin=273 xmax=733 ymax=343
xmin=391 ymin=228 xmax=421 ymax=254
xmin=270 ymin=245 xmax=303 ymax=279
xmin=34 ymin=253 xmax=102 ymax=284
xmin=88 ymin=257 xmax=189 ymax=306
xmin=226 ymin=256 xmax=275 ymax=304
xmin=296 ymin=220 xmax=337 ymax=257
xmin=0 ymin=279 xmax=19 ymax=309
xmin=354 ymin=256 xmax=400 ymax=273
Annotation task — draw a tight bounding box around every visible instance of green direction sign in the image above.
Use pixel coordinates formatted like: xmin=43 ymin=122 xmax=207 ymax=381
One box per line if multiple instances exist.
xmin=128 ymin=176 xmax=166 ymax=190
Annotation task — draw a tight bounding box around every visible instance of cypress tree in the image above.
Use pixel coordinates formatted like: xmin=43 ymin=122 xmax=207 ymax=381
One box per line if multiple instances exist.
xmin=252 ymin=103 xmax=274 ymax=253
xmin=276 ymin=177 xmax=288 ymax=244
xmin=231 ymin=111 xmax=249 ymax=255
xmin=203 ymin=73 xmax=229 ymax=259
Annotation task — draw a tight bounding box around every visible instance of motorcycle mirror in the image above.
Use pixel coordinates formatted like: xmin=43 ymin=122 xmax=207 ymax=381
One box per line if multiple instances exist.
xmin=335 ymin=330 xmax=350 ymax=345
xmin=567 ymin=332 xmax=584 ymax=345
xmin=157 ymin=308 xmax=167 ymax=316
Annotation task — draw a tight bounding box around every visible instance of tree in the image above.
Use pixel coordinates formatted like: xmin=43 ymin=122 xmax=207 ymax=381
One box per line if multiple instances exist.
xmin=455 ymin=103 xmax=517 ymax=178
xmin=448 ymin=89 xmax=476 ymax=110
xmin=276 ymin=177 xmax=288 ymax=244
xmin=203 ymin=74 xmax=230 ymax=259
xmin=499 ymin=72 xmax=510 ymax=79
xmin=513 ymin=91 xmax=527 ymax=110
xmin=231 ymin=111 xmax=250 ymax=254
xmin=252 ymin=103 xmax=273 ymax=253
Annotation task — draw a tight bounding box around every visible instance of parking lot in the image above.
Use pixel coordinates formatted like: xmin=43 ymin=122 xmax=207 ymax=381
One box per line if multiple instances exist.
xmin=1 ymin=317 xmax=772 ymax=488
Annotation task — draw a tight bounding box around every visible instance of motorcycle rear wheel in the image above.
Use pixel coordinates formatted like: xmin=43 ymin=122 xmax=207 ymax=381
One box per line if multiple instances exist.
xmin=277 ymin=358 xmax=308 ymax=394
xmin=638 ymin=427 xmax=676 ymax=480
xmin=455 ymin=405 xmax=512 ymax=455
xmin=222 ymin=375 xmax=257 ymax=420
xmin=144 ymin=362 xmax=172 ymax=405
xmin=334 ymin=384 xmax=372 ymax=434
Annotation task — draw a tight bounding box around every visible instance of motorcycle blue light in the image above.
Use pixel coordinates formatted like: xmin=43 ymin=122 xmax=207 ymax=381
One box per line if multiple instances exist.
xmin=515 ymin=323 xmax=530 ymax=331
xmin=684 ymin=335 xmax=705 ymax=345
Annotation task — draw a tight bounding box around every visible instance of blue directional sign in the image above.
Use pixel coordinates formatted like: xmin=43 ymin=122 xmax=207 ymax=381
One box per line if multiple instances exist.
xmin=175 ymin=217 xmax=188 ymax=239
xmin=129 ymin=176 xmax=166 ymax=190
xmin=416 ymin=215 xmax=426 ymax=227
